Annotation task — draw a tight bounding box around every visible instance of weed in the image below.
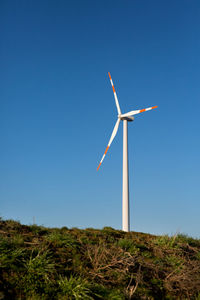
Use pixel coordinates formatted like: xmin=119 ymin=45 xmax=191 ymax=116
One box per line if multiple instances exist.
xmin=28 ymin=224 xmax=49 ymax=236
xmin=196 ymin=252 xmax=200 ymax=261
xmin=195 ymin=293 xmax=200 ymax=300
xmin=107 ymin=289 xmax=125 ymax=299
xmin=21 ymin=249 xmax=55 ymax=296
xmin=0 ymin=236 xmax=24 ymax=269
xmin=153 ymin=235 xmax=177 ymax=248
xmin=165 ymin=255 xmax=183 ymax=268
xmin=58 ymin=275 xmax=93 ymax=299
xmin=117 ymin=239 xmax=139 ymax=255
xmin=176 ymin=234 xmax=200 ymax=247
xmin=44 ymin=231 xmax=79 ymax=249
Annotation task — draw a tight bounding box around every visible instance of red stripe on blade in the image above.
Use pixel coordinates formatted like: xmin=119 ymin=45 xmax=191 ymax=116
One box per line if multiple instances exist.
xmin=97 ymin=162 xmax=101 ymax=171
xmin=104 ymin=146 xmax=109 ymax=155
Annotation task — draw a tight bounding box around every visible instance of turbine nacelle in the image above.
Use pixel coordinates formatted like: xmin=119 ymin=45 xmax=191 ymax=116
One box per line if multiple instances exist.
xmin=119 ymin=115 xmax=134 ymax=122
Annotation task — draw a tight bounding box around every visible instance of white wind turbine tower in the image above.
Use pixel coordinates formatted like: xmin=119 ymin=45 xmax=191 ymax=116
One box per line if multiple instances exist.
xmin=97 ymin=72 xmax=157 ymax=232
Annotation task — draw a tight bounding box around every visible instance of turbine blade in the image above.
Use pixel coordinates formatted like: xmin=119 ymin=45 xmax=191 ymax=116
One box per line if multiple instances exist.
xmin=121 ymin=106 xmax=158 ymax=117
xmin=97 ymin=118 xmax=120 ymax=171
xmin=108 ymin=72 xmax=121 ymax=115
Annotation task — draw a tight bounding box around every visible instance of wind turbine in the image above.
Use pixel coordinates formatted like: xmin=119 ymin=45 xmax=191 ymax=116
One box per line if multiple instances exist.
xmin=97 ymin=72 xmax=157 ymax=232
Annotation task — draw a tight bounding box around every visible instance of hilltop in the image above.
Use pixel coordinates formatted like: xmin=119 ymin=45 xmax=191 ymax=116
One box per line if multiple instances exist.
xmin=0 ymin=219 xmax=200 ymax=299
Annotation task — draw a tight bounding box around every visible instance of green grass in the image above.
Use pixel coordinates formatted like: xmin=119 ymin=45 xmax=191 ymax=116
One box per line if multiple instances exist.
xmin=0 ymin=219 xmax=200 ymax=299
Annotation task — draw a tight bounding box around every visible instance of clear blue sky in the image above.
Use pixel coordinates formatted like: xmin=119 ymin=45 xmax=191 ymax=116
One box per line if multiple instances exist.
xmin=1 ymin=0 xmax=200 ymax=237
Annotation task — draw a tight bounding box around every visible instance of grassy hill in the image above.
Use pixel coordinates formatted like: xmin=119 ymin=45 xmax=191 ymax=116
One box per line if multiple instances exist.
xmin=0 ymin=219 xmax=200 ymax=299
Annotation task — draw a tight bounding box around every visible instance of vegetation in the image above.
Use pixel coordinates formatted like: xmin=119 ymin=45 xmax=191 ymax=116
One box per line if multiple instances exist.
xmin=0 ymin=219 xmax=200 ymax=299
